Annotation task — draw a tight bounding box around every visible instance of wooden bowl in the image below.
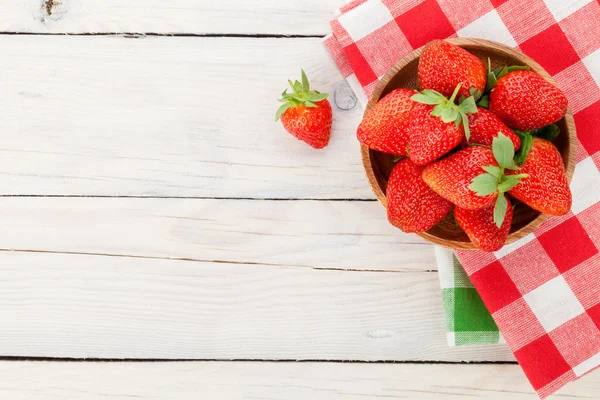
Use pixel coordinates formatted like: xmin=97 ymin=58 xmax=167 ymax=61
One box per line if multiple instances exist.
xmin=361 ymin=38 xmax=577 ymax=250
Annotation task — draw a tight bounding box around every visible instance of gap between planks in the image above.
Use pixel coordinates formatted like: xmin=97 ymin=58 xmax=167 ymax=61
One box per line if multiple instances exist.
xmin=0 ymin=248 xmax=435 ymax=274
xmin=0 ymin=357 xmax=517 ymax=364
xmin=0 ymin=32 xmax=324 ymax=38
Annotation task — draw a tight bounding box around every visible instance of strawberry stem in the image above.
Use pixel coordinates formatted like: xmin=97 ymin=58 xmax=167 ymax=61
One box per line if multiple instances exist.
xmin=448 ymin=83 xmax=462 ymax=104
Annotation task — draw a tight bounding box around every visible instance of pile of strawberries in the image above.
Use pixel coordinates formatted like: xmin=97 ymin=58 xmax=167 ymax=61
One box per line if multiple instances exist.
xmin=358 ymin=40 xmax=572 ymax=252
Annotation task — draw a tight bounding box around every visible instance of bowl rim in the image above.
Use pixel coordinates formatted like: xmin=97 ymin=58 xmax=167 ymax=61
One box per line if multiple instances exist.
xmin=361 ymin=38 xmax=577 ymax=250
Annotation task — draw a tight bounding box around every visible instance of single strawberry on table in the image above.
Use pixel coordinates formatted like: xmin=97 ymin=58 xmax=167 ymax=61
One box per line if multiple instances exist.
xmin=466 ymin=107 xmax=520 ymax=150
xmin=386 ymin=158 xmax=452 ymax=233
xmin=357 ymin=88 xmax=417 ymax=155
xmin=408 ymin=83 xmax=478 ymax=165
xmin=276 ymin=69 xmax=332 ymax=149
xmin=455 ymin=195 xmax=514 ymax=252
xmin=489 ymin=70 xmax=568 ymax=131
xmin=418 ymin=40 xmax=486 ymax=100
xmin=507 ymin=137 xmax=572 ymax=216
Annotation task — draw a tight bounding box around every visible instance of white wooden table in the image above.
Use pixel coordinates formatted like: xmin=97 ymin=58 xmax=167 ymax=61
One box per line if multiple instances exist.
xmin=0 ymin=1 xmax=598 ymax=398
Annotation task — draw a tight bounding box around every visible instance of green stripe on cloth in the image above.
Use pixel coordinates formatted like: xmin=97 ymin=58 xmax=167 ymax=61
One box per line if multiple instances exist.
xmin=435 ymin=247 xmax=504 ymax=346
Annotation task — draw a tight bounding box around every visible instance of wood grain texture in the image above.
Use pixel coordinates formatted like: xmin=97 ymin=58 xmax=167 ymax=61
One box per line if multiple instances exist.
xmin=362 ymin=38 xmax=577 ymax=249
xmin=0 ymin=250 xmax=513 ymax=361
xmin=0 ymin=197 xmax=433 ymax=271
xmin=3 ymin=361 xmax=600 ymax=399
xmin=0 ymin=35 xmax=369 ymax=199
xmin=0 ymin=0 xmax=340 ymax=35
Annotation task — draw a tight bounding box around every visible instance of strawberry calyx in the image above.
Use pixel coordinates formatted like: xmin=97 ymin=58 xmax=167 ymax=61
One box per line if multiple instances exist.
xmin=513 ymin=124 xmax=560 ymax=165
xmin=469 ymin=133 xmax=529 ymax=227
xmin=411 ymin=83 xmax=478 ymax=140
xmin=276 ymin=69 xmax=329 ymax=121
xmin=485 ymin=58 xmax=531 ymax=93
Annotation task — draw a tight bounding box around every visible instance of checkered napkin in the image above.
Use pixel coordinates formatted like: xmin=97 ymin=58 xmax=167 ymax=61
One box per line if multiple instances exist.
xmin=434 ymin=247 xmax=505 ymax=346
xmin=324 ymin=0 xmax=600 ymax=397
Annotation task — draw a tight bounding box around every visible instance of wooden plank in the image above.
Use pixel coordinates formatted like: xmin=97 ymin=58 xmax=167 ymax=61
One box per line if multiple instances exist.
xmin=3 ymin=361 xmax=599 ymax=399
xmin=0 ymin=198 xmax=434 ymax=271
xmin=0 ymin=0 xmax=340 ymax=35
xmin=0 ymin=35 xmax=368 ymax=199
xmin=0 ymin=250 xmax=512 ymax=361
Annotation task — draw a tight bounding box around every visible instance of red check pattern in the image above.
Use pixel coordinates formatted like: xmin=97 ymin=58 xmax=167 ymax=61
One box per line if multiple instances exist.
xmin=324 ymin=0 xmax=600 ymax=398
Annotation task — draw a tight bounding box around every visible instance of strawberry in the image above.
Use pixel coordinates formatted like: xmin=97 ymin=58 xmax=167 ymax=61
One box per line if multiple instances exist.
xmin=423 ymin=133 xmax=528 ymax=224
xmin=422 ymin=146 xmax=499 ymax=210
xmin=387 ymin=158 xmax=452 ymax=233
xmin=507 ymin=137 xmax=572 ymax=216
xmin=357 ymin=88 xmax=417 ymax=155
xmin=408 ymin=84 xmax=478 ymax=165
xmin=276 ymin=70 xmax=332 ymax=149
xmin=418 ymin=40 xmax=486 ymax=100
xmin=466 ymin=107 xmax=520 ymax=150
xmin=489 ymin=70 xmax=568 ymax=131
xmin=455 ymin=195 xmax=513 ymax=252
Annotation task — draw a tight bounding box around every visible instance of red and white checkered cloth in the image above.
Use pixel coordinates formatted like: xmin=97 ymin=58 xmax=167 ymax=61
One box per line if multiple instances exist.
xmin=324 ymin=0 xmax=600 ymax=397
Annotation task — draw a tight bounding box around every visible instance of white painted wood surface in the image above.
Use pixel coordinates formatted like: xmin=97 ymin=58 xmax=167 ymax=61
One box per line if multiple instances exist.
xmin=0 ymin=0 xmax=340 ymax=35
xmin=0 ymin=198 xmax=432 ymax=271
xmin=1 ymin=0 xmax=595 ymax=398
xmin=0 ymin=250 xmax=512 ymax=361
xmin=0 ymin=35 xmax=368 ymax=198
xmin=2 ymin=361 xmax=599 ymax=399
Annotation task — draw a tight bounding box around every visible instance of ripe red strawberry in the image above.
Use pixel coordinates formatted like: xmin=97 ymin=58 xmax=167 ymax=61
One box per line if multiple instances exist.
xmin=507 ymin=137 xmax=572 ymax=215
xmin=422 ymin=146 xmax=499 ymax=210
xmin=489 ymin=70 xmax=568 ymax=131
xmin=408 ymin=84 xmax=477 ymax=165
xmin=455 ymin=195 xmax=513 ymax=252
xmin=357 ymin=88 xmax=417 ymax=155
xmin=387 ymin=158 xmax=452 ymax=233
xmin=418 ymin=40 xmax=486 ymax=99
xmin=466 ymin=107 xmax=520 ymax=150
xmin=276 ymin=70 xmax=332 ymax=149
xmin=408 ymin=102 xmax=464 ymax=165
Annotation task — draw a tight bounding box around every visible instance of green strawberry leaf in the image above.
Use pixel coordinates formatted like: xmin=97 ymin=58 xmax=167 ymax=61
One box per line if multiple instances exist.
xmin=441 ymin=107 xmax=454 ymax=123
xmin=277 ymin=69 xmax=329 ymax=118
xmin=514 ymin=131 xmax=533 ymax=166
xmin=493 ymin=195 xmax=508 ymax=228
xmin=482 ymin=165 xmax=501 ymax=177
xmin=423 ymin=89 xmax=445 ymax=97
xmin=486 ymin=58 xmax=498 ymax=92
xmin=492 ymin=133 xmax=515 ymax=169
xmin=301 ymin=69 xmax=309 ymax=92
xmin=506 ymin=65 xmax=531 ymax=73
xmin=458 ymin=96 xmax=477 ymax=114
xmin=469 ymin=172 xmax=498 ymax=196
xmin=498 ymin=176 xmax=522 ymax=192
xmin=432 ymin=103 xmax=445 ymax=117
xmin=477 ymin=95 xmax=489 ymax=108
xmin=449 ymin=108 xmax=459 ymax=121
xmin=492 ymin=66 xmax=503 ymax=77
xmin=411 ymin=93 xmax=442 ymax=105
xmin=393 ymin=156 xmax=404 ymax=163
xmin=469 ymin=87 xmax=482 ymax=101
xmin=460 ymin=111 xmax=470 ymax=141
xmin=496 ymin=66 xmax=509 ymax=81
xmin=533 ymin=124 xmax=560 ymax=141
xmin=275 ymin=103 xmax=291 ymax=121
